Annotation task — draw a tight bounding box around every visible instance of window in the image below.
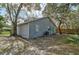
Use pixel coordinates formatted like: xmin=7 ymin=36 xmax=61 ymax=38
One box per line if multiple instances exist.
xmin=36 ymin=25 xmax=39 ymax=32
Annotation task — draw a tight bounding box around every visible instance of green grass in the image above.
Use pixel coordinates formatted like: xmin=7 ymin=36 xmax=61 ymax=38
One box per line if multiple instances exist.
xmin=59 ymin=34 xmax=79 ymax=45
xmin=0 ymin=31 xmax=10 ymax=36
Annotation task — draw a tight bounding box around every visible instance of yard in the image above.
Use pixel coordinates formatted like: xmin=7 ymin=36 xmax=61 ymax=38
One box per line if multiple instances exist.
xmin=0 ymin=31 xmax=10 ymax=36
xmin=0 ymin=34 xmax=79 ymax=55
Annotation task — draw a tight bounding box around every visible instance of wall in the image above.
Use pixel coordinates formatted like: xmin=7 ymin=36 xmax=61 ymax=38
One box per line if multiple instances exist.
xmin=29 ymin=18 xmax=56 ymax=38
xmin=17 ymin=23 xmax=29 ymax=38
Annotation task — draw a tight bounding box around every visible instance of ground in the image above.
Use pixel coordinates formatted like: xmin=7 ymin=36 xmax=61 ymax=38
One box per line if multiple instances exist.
xmin=0 ymin=34 xmax=79 ymax=55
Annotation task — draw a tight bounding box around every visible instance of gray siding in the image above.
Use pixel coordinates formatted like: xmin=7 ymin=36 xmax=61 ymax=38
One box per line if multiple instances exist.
xmin=17 ymin=26 xmax=20 ymax=35
xmin=17 ymin=24 xmax=29 ymax=38
xmin=17 ymin=17 xmax=56 ymax=39
xmin=29 ymin=18 xmax=56 ymax=38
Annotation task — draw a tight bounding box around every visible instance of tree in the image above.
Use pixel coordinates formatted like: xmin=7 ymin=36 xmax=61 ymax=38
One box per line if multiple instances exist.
xmin=0 ymin=15 xmax=5 ymax=33
xmin=0 ymin=3 xmax=23 ymax=36
xmin=7 ymin=3 xmax=23 ymax=36
xmin=22 ymin=3 xmax=41 ymax=19
xmin=0 ymin=3 xmax=42 ymax=36
xmin=43 ymin=3 xmax=71 ymax=34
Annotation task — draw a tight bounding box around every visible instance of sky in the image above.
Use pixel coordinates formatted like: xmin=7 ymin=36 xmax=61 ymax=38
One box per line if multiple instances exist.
xmin=0 ymin=3 xmax=46 ymax=19
xmin=0 ymin=4 xmax=78 ymax=17
xmin=0 ymin=4 xmax=46 ymax=25
xmin=19 ymin=3 xmax=46 ymax=19
xmin=0 ymin=8 xmax=43 ymax=18
xmin=0 ymin=8 xmax=6 ymax=16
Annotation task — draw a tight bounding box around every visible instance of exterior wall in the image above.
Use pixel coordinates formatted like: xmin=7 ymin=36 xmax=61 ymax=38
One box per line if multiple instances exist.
xmin=17 ymin=26 xmax=20 ymax=35
xmin=17 ymin=24 xmax=29 ymax=38
xmin=29 ymin=18 xmax=56 ymax=38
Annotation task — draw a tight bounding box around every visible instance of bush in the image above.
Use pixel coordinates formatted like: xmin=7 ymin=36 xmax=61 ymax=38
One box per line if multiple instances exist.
xmin=64 ymin=35 xmax=79 ymax=44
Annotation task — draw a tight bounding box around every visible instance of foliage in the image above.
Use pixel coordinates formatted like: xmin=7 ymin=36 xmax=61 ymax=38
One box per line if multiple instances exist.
xmin=0 ymin=3 xmax=41 ymax=36
xmin=0 ymin=15 xmax=4 ymax=27
xmin=43 ymin=3 xmax=79 ymax=34
xmin=0 ymin=3 xmax=23 ymax=36
xmin=64 ymin=35 xmax=79 ymax=45
xmin=1 ymin=3 xmax=79 ymax=35
xmin=0 ymin=15 xmax=5 ymax=33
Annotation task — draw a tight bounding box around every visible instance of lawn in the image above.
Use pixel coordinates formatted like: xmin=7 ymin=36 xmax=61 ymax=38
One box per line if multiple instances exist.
xmin=0 ymin=31 xmax=10 ymax=36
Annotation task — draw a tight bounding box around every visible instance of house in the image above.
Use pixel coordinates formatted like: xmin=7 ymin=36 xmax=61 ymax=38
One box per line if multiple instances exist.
xmin=17 ymin=17 xmax=57 ymax=39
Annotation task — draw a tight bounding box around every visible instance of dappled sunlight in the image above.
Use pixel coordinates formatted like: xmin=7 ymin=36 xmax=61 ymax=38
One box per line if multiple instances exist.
xmin=0 ymin=34 xmax=79 ymax=55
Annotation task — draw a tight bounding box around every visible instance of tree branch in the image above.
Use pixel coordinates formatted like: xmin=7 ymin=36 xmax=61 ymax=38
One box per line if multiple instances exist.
xmin=15 ymin=3 xmax=23 ymax=23
xmin=6 ymin=4 xmax=14 ymax=24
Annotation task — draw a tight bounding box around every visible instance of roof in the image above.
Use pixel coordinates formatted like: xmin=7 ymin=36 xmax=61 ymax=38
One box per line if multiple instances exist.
xmin=17 ymin=17 xmax=57 ymax=27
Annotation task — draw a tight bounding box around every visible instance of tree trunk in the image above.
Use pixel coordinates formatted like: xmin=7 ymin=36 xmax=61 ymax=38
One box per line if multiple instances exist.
xmin=58 ymin=21 xmax=62 ymax=34
xmin=12 ymin=23 xmax=17 ymax=36
xmin=12 ymin=3 xmax=23 ymax=36
xmin=6 ymin=3 xmax=23 ymax=36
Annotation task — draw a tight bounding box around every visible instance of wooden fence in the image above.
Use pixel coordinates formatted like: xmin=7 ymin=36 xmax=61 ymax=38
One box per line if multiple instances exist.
xmin=57 ymin=29 xmax=79 ymax=34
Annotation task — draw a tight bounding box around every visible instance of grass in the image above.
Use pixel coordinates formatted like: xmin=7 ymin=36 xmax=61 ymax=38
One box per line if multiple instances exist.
xmin=61 ymin=34 xmax=79 ymax=45
xmin=0 ymin=31 xmax=10 ymax=36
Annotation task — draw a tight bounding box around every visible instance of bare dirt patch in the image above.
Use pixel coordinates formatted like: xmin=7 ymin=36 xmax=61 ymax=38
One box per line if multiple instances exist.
xmin=0 ymin=34 xmax=79 ymax=55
